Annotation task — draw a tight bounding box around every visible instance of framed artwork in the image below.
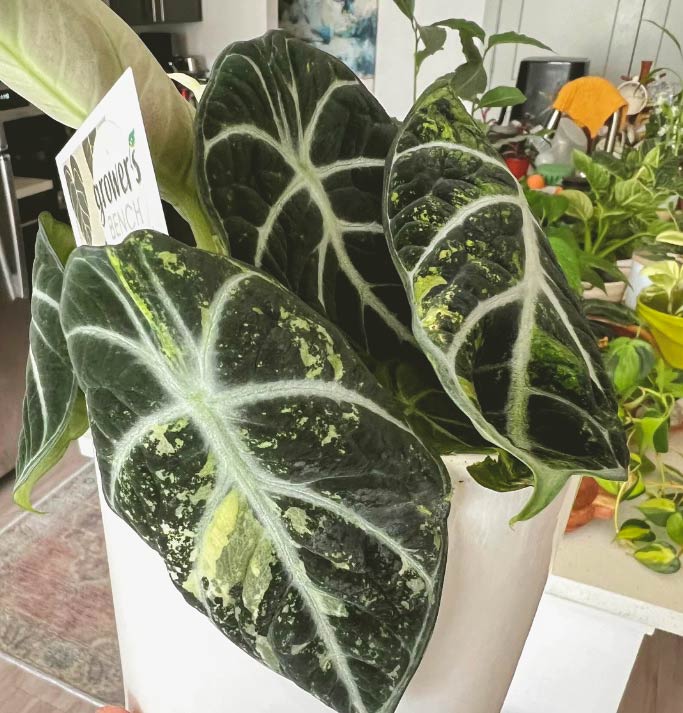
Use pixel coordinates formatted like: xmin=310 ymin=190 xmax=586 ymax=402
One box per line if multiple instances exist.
xmin=279 ymin=0 xmax=379 ymax=84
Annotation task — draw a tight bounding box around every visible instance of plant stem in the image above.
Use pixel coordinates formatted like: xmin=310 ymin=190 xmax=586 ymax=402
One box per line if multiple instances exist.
xmin=583 ymin=222 xmax=592 ymax=253
xmin=596 ymin=232 xmax=651 ymax=259
xmin=412 ymin=21 xmax=420 ymax=104
xmin=176 ymin=191 xmax=226 ymax=255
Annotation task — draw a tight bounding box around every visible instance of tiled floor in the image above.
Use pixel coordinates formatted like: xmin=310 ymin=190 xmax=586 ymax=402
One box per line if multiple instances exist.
xmin=0 ymin=447 xmax=681 ymax=713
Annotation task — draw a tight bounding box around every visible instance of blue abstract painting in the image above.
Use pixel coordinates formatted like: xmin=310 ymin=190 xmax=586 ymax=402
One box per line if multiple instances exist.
xmin=279 ymin=0 xmax=379 ymax=79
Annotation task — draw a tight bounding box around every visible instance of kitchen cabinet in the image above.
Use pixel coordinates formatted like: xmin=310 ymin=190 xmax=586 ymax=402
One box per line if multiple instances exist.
xmin=108 ymin=0 xmax=202 ymax=26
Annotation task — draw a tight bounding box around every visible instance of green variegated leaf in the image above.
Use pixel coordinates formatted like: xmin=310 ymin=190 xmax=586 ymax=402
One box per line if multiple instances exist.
xmin=197 ymin=31 xmax=484 ymax=454
xmin=384 ymin=76 xmax=628 ymax=519
xmin=60 ymin=231 xmax=449 ymax=713
xmin=14 ymin=214 xmax=87 ymax=510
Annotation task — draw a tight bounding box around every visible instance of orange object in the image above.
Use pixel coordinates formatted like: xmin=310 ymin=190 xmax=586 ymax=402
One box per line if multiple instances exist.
xmin=553 ymin=76 xmax=627 ymax=138
xmin=526 ymin=174 xmax=546 ymax=189
xmin=566 ymin=477 xmax=616 ymax=532
xmin=554 ymin=186 xmax=564 ymax=194
xmin=97 ymin=708 xmax=128 ymax=713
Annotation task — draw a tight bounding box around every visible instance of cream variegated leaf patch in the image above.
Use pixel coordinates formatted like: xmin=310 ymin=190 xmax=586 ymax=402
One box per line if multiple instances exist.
xmin=196 ymin=30 xmax=485 ymax=455
xmin=60 ymin=232 xmax=449 ymax=713
xmin=15 ymin=214 xmax=87 ymax=509
xmin=384 ymin=77 xmax=628 ymax=519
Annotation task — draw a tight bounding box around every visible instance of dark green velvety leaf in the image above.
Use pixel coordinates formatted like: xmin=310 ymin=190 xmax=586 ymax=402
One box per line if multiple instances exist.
xmin=384 ymin=76 xmax=628 ymax=520
xmin=197 ymin=31 xmax=484 ymax=454
xmin=15 ymin=214 xmax=87 ymax=510
xmin=60 ymin=231 xmax=450 ymax=713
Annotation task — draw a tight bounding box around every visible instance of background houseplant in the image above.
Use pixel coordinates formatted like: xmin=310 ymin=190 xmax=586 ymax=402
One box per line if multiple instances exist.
xmin=1 ymin=1 xmax=628 ymax=712
xmin=390 ymin=0 xmax=548 ymax=110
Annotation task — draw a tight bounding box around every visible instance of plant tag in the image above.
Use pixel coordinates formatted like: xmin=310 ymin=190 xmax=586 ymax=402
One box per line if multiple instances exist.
xmin=56 ymin=68 xmax=167 ymax=246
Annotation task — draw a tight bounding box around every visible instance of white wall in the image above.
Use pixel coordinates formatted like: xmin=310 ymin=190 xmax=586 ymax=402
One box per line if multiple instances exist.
xmin=142 ymin=0 xmax=486 ymax=118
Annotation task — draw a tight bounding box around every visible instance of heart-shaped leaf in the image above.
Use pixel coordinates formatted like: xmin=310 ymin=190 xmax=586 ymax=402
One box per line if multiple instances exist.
xmin=61 ymin=231 xmax=450 ymax=713
xmin=197 ymin=31 xmax=484 ymax=454
xmin=15 ymin=214 xmax=87 ymax=510
xmin=666 ymin=511 xmax=683 ymax=546
xmin=617 ymin=518 xmax=655 ymax=542
xmin=638 ymin=497 xmax=677 ymax=526
xmin=384 ymin=76 xmax=628 ymax=519
xmin=634 ymin=541 xmax=681 ymax=574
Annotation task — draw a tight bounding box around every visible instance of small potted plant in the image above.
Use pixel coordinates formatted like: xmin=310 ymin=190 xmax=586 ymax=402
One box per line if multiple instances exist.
xmin=490 ymin=121 xmax=547 ymax=179
xmin=637 ymin=257 xmax=683 ymax=367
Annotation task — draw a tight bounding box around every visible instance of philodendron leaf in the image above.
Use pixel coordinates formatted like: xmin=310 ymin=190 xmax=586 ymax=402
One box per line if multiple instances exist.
xmin=617 ymin=518 xmax=655 ymax=542
xmin=60 ymin=231 xmax=450 ymax=713
xmin=0 ymin=0 xmax=198 ymax=217
xmin=634 ymin=542 xmax=681 ymax=574
xmin=384 ymin=76 xmax=628 ymax=520
xmin=197 ymin=31 xmax=484 ymax=454
xmin=15 ymin=214 xmax=87 ymax=509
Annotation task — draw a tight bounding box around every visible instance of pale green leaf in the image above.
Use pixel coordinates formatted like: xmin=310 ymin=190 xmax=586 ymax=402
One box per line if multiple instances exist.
xmin=562 ymin=189 xmax=594 ymax=222
xmin=656 ymin=230 xmax=683 ymax=246
xmin=197 ymin=32 xmax=484 ymax=455
xmin=634 ymin=541 xmax=681 ymax=574
xmin=666 ymin=511 xmax=683 ymax=546
xmin=638 ymin=497 xmax=677 ymax=526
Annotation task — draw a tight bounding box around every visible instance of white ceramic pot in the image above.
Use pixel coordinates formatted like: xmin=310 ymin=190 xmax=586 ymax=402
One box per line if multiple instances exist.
xmin=81 ymin=437 xmax=567 ymax=713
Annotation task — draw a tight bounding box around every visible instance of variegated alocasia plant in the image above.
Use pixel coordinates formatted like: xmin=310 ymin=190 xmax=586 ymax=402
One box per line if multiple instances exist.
xmin=21 ymin=217 xmax=450 ymax=713
xmin=8 ymin=14 xmax=628 ymax=711
xmin=196 ymin=31 xmax=484 ymax=454
xmin=384 ymin=76 xmax=629 ymax=519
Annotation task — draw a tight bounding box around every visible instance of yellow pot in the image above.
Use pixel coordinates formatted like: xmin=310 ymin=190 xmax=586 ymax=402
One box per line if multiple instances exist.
xmin=636 ymin=298 xmax=683 ymax=368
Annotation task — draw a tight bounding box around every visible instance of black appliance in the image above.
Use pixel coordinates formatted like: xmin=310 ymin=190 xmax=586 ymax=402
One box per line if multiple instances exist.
xmin=140 ymin=31 xmax=176 ymax=72
xmin=510 ymin=58 xmax=590 ymax=125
